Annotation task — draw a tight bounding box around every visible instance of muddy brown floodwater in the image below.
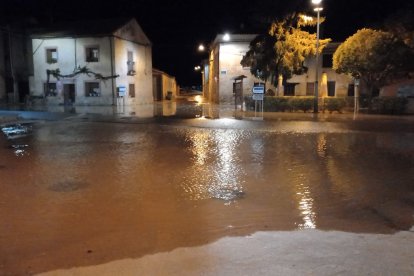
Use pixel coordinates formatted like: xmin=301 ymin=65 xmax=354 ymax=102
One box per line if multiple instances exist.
xmin=0 ymin=116 xmax=414 ymax=275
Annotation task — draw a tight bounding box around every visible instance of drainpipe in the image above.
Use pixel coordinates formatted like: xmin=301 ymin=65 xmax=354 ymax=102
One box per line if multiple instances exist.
xmin=74 ymin=38 xmax=77 ymax=68
xmin=7 ymin=26 xmax=17 ymax=103
xmin=109 ymin=36 xmax=115 ymax=105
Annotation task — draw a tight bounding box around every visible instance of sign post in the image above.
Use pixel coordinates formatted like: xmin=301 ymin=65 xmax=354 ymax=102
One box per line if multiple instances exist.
xmin=252 ymin=83 xmax=264 ymax=120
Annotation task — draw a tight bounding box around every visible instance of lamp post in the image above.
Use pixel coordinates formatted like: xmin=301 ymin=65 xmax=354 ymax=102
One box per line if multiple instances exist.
xmin=312 ymin=0 xmax=323 ymax=113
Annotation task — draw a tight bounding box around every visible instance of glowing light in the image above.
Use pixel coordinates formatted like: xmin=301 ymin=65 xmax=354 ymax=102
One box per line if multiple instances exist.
xmin=301 ymin=15 xmax=314 ymax=23
xmin=223 ymin=33 xmax=230 ymax=41
xmin=194 ymin=95 xmax=203 ymax=104
xmin=311 ymin=0 xmax=322 ymax=4
xmin=198 ymin=44 xmax=205 ymax=51
xmin=296 ymin=182 xmax=316 ymax=229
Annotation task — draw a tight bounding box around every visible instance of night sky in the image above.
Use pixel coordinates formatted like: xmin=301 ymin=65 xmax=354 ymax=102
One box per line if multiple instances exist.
xmin=1 ymin=0 xmax=412 ymax=86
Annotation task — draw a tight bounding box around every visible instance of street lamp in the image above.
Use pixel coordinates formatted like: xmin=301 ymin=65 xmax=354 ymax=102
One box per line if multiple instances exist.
xmin=312 ymin=0 xmax=323 ymax=113
xmin=198 ymin=44 xmax=205 ymax=52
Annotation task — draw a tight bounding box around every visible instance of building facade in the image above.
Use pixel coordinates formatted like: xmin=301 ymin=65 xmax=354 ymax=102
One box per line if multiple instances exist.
xmin=152 ymin=68 xmax=179 ymax=101
xmin=30 ymin=18 xmax=153 ymax=107
xmin=203 ymin=34 xmax=354 ymax=104
xmin=0 ymin=26 xmax=32 ymax=103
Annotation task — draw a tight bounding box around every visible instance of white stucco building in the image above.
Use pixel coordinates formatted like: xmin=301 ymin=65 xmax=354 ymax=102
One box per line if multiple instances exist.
xmin=30 ymin=18 xmax=153 ymax=107
xmin=203 ymin=34 xmax=354 ymax=104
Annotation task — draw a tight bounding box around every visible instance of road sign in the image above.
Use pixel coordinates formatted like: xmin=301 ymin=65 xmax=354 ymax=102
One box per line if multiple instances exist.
xmin=252 ymin=85 xmax=265 ymax=94
xmin=252 ymin=94 xmax=264 ymax=101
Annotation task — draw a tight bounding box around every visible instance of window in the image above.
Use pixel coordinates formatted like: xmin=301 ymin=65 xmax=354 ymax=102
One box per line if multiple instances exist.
xmin=86 ymin=46 xmax=99 ymax=62
xmin=284 ymin=83 xmax=296 ymax=96
xmin=44 ymin=82 xmax=57 ymax=96
xmin=129 ymin=84 xmax=135 ymax=98
xmin=127 ymin=51 xmax=135 ymax=75
xmin=85 ymin=82 xmax=100 ymax=97
xmin=322 ymin=54 xmax=333 ymax=68
xmin=327 ymin=81 xmax=336 ymax=97
xmin=46 ymin=48 xmax=58 ymax=63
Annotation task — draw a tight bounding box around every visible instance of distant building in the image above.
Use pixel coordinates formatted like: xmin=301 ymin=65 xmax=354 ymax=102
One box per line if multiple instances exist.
xmin=0 ymin=25 xmax=32 ymax=103
xmin=203 ymin=34 xmax=354 ymax=104
xmin=204 ymin=34 xmax=262 ymax=104
xmin=30 ymin=18 xmax=153 ymax=106
xmin=152 ymin=68 xmax=179 ymax=101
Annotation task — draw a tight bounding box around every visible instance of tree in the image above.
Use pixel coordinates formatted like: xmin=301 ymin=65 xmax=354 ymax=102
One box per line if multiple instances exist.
xmin=333 ymin=28 xmax=414 ymax=96
xmin=240 ymin=33 xmax=278 ymax=85
xmin=384 ymin=10 xmax=414 ymax=50
xmin=241 ymin=13 xmax=331 ymax=87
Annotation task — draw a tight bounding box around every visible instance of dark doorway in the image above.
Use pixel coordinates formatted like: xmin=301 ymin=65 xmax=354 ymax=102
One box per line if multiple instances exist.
xmin=63 ymin=84 xmax=75 ymax=105
xmin=327 ymin=81 xmax=336 ymax=97
xmin=152 ymin=75 xmax=162 ymax=101
xmin=18 ymin=81 xmax=29 ymax=103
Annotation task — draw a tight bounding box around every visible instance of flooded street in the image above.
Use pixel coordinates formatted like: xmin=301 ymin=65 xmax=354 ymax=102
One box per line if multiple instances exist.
xmin=1 ymin=105 xmax=414 ymax=275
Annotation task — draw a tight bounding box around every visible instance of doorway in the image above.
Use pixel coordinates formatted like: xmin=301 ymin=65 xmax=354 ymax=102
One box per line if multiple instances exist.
xmin=63 ymin=84 xmax=75 ymax=105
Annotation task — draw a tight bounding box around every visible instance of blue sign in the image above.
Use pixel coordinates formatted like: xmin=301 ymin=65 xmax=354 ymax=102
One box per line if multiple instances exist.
xmin=117 ymin=86 xmax=126 ymax=97
xmin=252 ymin=85 xmax=265 ymax=94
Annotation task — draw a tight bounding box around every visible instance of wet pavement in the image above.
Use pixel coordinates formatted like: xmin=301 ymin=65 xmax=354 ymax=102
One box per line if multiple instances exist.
xmin=0 ymin=100 xmax=414 ymax=275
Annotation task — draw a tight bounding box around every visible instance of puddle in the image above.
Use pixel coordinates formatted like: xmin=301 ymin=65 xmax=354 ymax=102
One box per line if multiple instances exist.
xmin=1 ymin=123 xmax=33 ymax=139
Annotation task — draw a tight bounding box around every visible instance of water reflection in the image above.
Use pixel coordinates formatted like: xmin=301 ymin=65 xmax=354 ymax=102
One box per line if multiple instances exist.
xmin=296 ymin=182 xmax=316 ymax=229
xmin=181 ymin=129 xmax=246 ymax=202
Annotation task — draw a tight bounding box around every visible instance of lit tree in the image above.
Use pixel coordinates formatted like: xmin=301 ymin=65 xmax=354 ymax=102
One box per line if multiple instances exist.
xmin=241 ymin=13 xmax=331 ymax=88
xmin=333 ymin=28 xmax=414 ymax=96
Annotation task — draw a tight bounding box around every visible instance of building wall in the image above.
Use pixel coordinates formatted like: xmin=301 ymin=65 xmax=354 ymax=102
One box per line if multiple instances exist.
xmin=207 ymin=41 xmax=275 ymax=104
xmin=31 ymin=37 xmax=115 ymax=105
xmin=113 ymin=37 xmax=153 ymax=105
xmin=290 ymin=56 xmax=352 ymax=97
xmin=152 ymin=70 xmax=177 ymax=101
xmin=161 ymin=74 xmax=177 ymax=99
xmin=31 ymin=36 xmax=153 ymax=106
xmin=0 ymin=29 xmax=32 ymax=103
xmin=205 ymin=39 xmax=354 ymax=104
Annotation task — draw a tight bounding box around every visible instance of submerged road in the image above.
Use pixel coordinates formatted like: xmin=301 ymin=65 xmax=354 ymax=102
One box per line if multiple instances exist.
xmin=1 ymin=103 xmax=414 ymax=275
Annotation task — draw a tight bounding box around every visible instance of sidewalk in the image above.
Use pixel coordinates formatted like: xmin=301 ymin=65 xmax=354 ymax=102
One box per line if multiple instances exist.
xmin=38 ymin=229 xmax=414 ymax=276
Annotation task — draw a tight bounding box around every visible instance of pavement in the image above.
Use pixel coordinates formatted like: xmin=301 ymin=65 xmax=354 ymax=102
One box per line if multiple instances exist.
xmin=37 ymin=230 xmax=414 ymax=276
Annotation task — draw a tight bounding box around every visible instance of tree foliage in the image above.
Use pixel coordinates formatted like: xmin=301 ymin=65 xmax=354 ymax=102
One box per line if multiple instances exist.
xmin=384 ymin=10 xmax=414 ymax=50
xmin=333 ymin=28 xmax=414 ymax=95
xmin=241 ymin=13 xmax=331 ymax=85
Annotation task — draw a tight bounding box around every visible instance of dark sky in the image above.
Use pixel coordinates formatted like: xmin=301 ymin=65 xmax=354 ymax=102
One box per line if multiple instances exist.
xmin=1 ymin=0 xmax=412 ymax=86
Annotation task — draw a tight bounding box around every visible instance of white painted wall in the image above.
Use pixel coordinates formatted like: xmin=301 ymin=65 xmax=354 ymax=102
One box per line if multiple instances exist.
xmin=218 ymin=43 xmax=265 ymax=103
xmin=113 ymin=38 xmax=153 ymax=105
xmin=31 ymin=36 xmax=153 ymax=106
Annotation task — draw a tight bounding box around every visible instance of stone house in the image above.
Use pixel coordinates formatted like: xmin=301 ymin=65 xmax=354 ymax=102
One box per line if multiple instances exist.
xmin=30 ymin=18 xmax=153 ymax=107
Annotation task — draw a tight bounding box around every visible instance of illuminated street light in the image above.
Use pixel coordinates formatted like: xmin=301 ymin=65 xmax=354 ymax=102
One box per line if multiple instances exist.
xmin=312 ymin=0 xmax=323 ymax=113
xmin=194 ymin=65 xmax=201 ymax=71
xmin=223 ymin=33 xmax=230 ymax=41
xmin=198 ymin=44 xmax=205 ymax=52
